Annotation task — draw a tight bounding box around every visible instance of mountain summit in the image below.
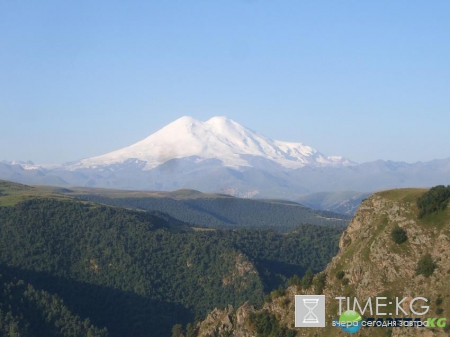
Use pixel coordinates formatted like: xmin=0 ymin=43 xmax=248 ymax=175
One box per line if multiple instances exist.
xmin=69 ymin=116 xmax=354 ymax=170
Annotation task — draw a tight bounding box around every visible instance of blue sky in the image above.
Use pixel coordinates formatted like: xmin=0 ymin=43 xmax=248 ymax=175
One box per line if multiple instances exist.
xmin=1 ymin=1 xmax=449 ymax=164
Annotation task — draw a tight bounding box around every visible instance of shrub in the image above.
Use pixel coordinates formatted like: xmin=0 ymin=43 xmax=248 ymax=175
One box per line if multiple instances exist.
xmin=436 ymin=308 xmax=444 ymax=315
xmin=436 ymin=297 xmax=443 ymax=306
xmin=281 ymin=297 xmax=291 ymax=308
xmin=342 ymin=278 xmax=349 ymax=286
xmin=391 ymin=226 xmax=407 ymax=244
xmin=271 ymin=286 xmax=286 ymax=298
xmin=336 ymin=270 xmax=345 ymax=280
xmin=416 ymin=254 xmax=436 ymax=277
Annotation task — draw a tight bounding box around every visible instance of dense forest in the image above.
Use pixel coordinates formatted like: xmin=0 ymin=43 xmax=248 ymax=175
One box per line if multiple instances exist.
xmin=74 ymin=194 xmax=349 ymax=232
xmin=220 ymin=227 xmax=342 ymax=291
xmin=0 ymin=195 xmax=342 ymax=336
xmin=0 ymin=270 xmax=108 ymax=337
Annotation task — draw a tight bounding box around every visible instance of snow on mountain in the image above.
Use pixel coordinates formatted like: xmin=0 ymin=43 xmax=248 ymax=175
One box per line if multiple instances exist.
xmin=67 ymin=116 xmax=355 ymax=170
xmin=1 ymin=160 xmax=41 ymax=170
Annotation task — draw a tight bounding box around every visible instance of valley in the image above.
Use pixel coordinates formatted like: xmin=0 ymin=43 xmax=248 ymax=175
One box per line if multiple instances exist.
xmin=0 ymin=180 xmax=343 ymax=337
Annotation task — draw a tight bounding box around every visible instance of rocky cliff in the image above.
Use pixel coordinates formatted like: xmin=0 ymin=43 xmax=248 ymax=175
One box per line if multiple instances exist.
xmin=193 ymin=188 xmax=450 ymax=337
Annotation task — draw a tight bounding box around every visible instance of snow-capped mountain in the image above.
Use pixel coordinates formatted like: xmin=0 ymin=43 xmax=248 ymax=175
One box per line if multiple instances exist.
xmin=67 ymin=116 xmax=354 ymax=170
xmin=1 ymin=160 xmax=41 ymax=170
xmin=1 ymin=116 xmax=449 ymax=201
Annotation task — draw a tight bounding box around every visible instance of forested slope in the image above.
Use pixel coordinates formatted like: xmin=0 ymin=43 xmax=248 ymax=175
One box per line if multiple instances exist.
xmin=73 ymin=192 xmax=349 ymax=232
xmin=0 ymin=270 xmax=108 ymax=337
xmin=0 ymin=180 xmax=343 ymax=336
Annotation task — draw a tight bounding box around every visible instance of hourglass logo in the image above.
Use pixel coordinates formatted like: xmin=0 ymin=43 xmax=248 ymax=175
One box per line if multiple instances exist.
xmin=295 ymin=295 xmax=326 ymax=327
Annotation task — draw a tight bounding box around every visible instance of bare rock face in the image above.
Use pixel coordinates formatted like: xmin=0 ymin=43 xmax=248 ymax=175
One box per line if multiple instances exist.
xmin=196 ymin=305 xmax=233 ymax=337
xmin=307 ymin=189 xmax=450 ymax=336
xmin=195 ymin=188 xmax=450 ymax=337
xmin=196 ymin=303 xmax=256 ymax=337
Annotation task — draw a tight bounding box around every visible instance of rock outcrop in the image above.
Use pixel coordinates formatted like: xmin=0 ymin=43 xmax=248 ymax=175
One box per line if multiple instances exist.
xmin=194 ymin=188 xmax=450 ymax=336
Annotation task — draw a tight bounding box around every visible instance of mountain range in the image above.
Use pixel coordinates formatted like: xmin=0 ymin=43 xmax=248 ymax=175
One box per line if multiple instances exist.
xmin=1 ymin=116 xmax=449 ymax=203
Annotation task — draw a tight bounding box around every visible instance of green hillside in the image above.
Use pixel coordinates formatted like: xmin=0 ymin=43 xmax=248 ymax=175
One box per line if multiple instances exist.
xmin=67 ymin=189 xmax=350 ymax=232
xmin=0 ymin=180 xmax=70 ymax=206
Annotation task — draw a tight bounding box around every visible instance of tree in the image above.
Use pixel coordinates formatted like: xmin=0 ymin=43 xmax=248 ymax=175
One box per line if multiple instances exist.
xmin=287 ymin=275 xmax=301 ymax=287
xmin=186 ymin=323 xmax=196 ymax=337
xmin=171 ymin=324 xmax=183 ymax=337
xmin=313 ymin=273 xmax=326 ymax=294
xmin=301 ymin=268 xmax=314 ymax=289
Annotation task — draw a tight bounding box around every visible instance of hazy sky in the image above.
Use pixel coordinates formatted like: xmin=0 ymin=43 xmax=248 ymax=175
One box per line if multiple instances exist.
xmin=1 ymin=1 xmax=449 ymax=165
